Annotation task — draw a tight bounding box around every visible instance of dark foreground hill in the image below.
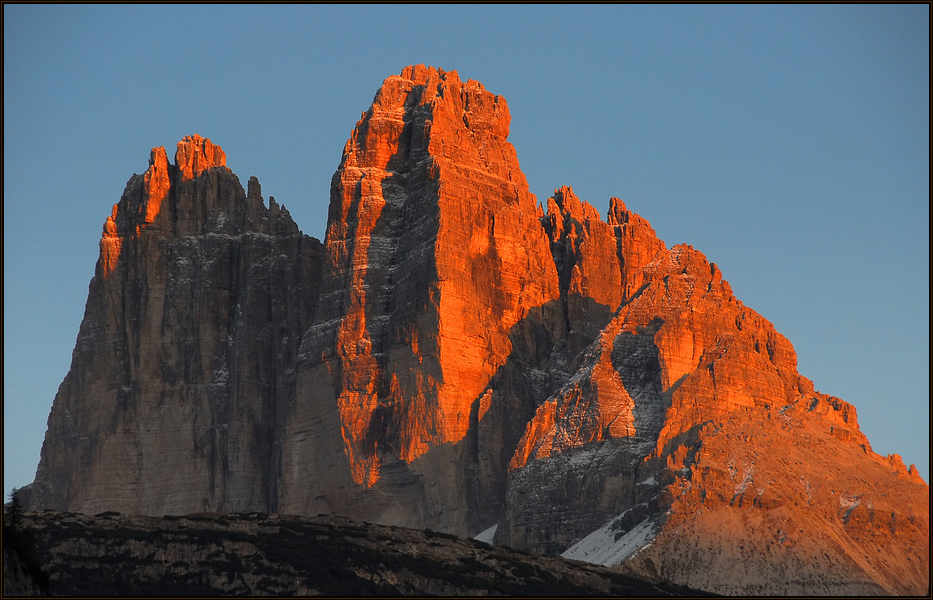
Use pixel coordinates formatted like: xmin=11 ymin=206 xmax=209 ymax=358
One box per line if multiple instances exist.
xmin=11 ymin=510 xmax=711 ymax=596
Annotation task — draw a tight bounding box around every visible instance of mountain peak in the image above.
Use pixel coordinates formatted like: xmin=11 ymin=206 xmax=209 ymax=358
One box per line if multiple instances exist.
xmin=399 ymin=63 xmax=455 ymax=83
xmin=340 ymin=65 xmax=513 ymax=180
xmin=173 ymin=134 xmax=226 ymax=180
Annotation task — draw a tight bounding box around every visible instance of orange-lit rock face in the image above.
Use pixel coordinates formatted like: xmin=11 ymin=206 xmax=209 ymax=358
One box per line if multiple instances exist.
xmin=99 ymin=147 xmax=169 ymax=277
xmin=99 ymin=206 xmax=122 ymax=276
xmin=620 ymin=405 xmax=929 ymax=595
xmin=511 ymin=241 xmax=806 ymax=470
xmin=173 ymin=133 xmax=226 ymax=180
xmin=97 ymin=137 xmax=225 ymax=278
xmin=289 ymin=65 xmax=559 ymax=493
xmin=543 ymin=187 xmax=627 ymax=359
xmin=506 ymin=224 xmax=926 ymax=594
xmin=141 ymin=146 xmax=172 ymax=225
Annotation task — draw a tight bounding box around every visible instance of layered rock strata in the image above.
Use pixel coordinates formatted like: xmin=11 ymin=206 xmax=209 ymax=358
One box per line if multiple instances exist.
xmin=31 ymin=135 xmax=322 ymax=515
xmin=279 ymin=69 xmax=668 ymax=535
xmin=503 ymin=228 xmax=929 ymax=593
xmin=281 ymin=66 xmax=563 ymax=533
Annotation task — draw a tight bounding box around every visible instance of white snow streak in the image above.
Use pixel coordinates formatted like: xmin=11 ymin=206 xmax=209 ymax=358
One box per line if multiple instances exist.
xmin=561 ymin=516 xmax=656 ymax=567
xmin=473 ymin=524 xmax=497 ymax=544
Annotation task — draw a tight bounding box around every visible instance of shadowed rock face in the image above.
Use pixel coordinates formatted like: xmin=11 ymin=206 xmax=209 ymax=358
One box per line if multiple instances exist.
xmin=28 ymin=67 xmax=928 ymax=595
xmin=31 ymin=135 xmax=322 ymax=515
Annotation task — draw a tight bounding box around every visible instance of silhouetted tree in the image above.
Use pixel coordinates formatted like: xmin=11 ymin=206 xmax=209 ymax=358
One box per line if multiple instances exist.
xmin=3 ymin=487 xmax=50 ymax=595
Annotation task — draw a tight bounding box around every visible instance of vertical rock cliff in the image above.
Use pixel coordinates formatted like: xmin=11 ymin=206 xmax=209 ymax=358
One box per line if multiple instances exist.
xmin=31 ymin=135 xmax=322 ymax=515
xmin=279 ymin=68 xmax=672 ymax=537
xmin=281 ymin=65 xmax=562 ymax=533
xmin=28 ymin=67 xmax=928 ymax=596
xmin=505 ymin=204 xmax=928 ymax=594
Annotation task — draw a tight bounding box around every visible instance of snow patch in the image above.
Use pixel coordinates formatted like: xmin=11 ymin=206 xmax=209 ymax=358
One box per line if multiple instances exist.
xmin=561 ymin=515 xmax=657 ymax=567
xmin=637 ymin=475 xmax=658 ymax=487
xmin=839 ymin=494 xmax=861 ymax=523
xmin=473 ymin=524 xmax=497 ymax=544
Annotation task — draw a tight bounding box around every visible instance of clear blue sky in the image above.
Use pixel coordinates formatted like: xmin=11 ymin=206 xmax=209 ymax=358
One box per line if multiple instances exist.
xmin=4 ymin=5 xmax=929 ymax=495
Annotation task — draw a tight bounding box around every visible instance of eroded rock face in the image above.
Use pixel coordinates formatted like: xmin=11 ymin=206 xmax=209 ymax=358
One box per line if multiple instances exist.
xmin=504 ymin=233 xmax=928 ymax=594
xmin=281 ymin=66 xmax=562 ymax=533
xmin=29 ymin=67 xmax=928 ymax=596
xmin=31 ymin=135 xmax=322 ymax=515
xmin=618 ymin=404 xmax=930 ymax=596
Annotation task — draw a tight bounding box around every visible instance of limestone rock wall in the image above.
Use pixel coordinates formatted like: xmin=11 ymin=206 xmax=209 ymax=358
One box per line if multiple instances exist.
xmin=503 ymin=225 xmax=927 ymax=594
xmin=31 ymin=136 xmax=322 ymax=515
xmin=281 ymin=66 xmax=565 ymax=534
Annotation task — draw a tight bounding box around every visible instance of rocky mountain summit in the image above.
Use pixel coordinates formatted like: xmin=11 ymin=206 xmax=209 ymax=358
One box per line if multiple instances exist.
xmin=25 ymin=66 xmax=928 ymax=595
xmin=30 ymin=135 xmax=322 ymax=516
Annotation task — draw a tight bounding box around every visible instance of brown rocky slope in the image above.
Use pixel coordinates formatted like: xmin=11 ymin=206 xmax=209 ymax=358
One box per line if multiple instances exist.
xmin=26 ymin=66 xmax=928 ymax=595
